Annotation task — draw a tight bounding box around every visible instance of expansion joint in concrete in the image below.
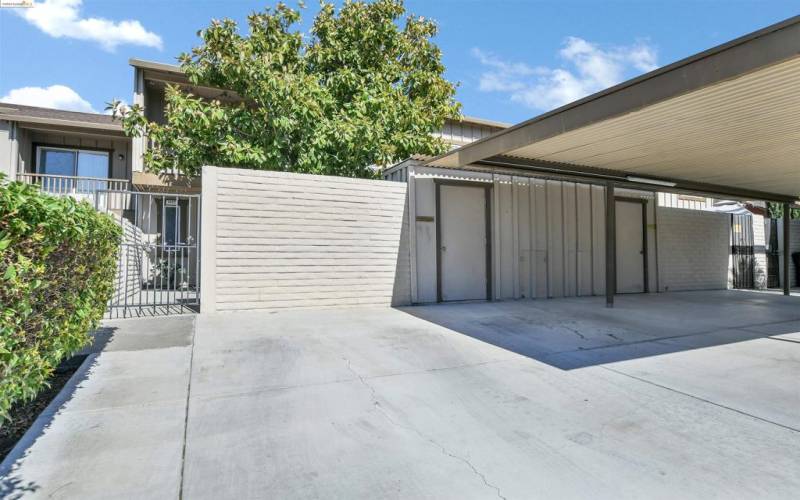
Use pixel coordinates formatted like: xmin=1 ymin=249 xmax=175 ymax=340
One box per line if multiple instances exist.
xmin=178 ymin=316 xmax=198 ymax=500
xmin=601 ymin=365 xmax=800 ymax=435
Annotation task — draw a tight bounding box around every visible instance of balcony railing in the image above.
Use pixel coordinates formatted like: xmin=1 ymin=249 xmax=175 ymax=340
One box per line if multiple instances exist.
xmin=18 ymin=173 xmax=130 ymax=210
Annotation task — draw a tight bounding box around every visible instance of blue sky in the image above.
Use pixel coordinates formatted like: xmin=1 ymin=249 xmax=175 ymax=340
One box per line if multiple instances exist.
xmin=0 ymin=0 xmax=797 ymax=124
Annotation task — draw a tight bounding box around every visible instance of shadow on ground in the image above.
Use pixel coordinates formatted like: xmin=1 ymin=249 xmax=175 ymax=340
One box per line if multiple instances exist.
xmin=0 ymin=327 xmax=117 ymax=498
xmin=399 ymin=290 xmax=800 ymax=370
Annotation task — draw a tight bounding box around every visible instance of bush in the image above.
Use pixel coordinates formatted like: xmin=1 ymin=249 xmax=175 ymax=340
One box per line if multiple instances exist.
xmin=0 ymin=178 xmax=121 ymax=422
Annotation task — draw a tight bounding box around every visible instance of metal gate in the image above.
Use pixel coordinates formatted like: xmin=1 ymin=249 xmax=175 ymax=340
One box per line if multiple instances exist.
xmin=766 ymin=218 xmax=781 ymax=288
xmin=731 ymin=214 xmax=755 ymax=289
xmin=96 ymin=190 xmax=201 ymax=318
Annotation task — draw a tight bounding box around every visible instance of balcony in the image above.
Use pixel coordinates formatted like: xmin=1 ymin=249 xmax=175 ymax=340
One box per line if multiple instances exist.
xmin=17 ymin=173 xmax=130 ymax=210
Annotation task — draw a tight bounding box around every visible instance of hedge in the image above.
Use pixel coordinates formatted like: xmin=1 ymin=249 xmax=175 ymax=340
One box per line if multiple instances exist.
xmin=0 ymin=177 xmax=122 ymax=422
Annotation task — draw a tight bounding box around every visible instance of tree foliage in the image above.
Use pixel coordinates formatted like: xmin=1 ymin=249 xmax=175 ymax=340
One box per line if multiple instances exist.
xmin=0 ymin=178 xmax=121 ymax=422
xmin=112 ymin=0 xmax=461 ymax=177
xmin=766 ymin=202 xmax=800 ymax=220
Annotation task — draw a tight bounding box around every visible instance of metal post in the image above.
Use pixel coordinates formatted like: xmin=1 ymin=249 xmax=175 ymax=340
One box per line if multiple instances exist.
xmin=783 ymin=202 xmax=791 ymax=296
xmin=606 ymin=182 xmax=616 ymax=307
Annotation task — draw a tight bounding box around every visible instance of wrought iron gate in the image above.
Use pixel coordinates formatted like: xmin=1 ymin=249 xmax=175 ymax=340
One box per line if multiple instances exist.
xmin=766 ymin=218 xmax=781 ymax=288
xmin=96 ymin=190 xmax=201 ymax=318
xmin=730 ymin=214 xmax=755 ymax=289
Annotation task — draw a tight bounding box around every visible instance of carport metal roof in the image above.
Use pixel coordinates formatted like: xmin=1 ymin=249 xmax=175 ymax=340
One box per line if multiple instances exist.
xmin=428 ymin=16 xmax=800 ymax=203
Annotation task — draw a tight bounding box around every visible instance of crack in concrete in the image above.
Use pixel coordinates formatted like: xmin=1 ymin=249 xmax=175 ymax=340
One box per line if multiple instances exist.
xmin=191 ymin=358 xmax=516 ymax=405
xmin=560 ymin=323 xmax=587 ymax=341
xmin=343 ymin=358 xmax=508 ymax=500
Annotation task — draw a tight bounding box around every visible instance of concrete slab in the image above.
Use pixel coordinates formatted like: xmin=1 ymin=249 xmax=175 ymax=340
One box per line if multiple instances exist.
xmin=88 ymin=314 xmax=194 ymax=353
xmin=4 ymin=291 xmax=800 ymax=499
xmin=362 ymin=359 xmax=800 ymax=499
xmin=594 ymin=335 xmax=800 ymax=431
xmin=182 ymin=291 xmax=800 ymax=499
xmin=0 ymin=316 xmax=194 ymax=500
xmin=189 ymin=308 xmax=514 ymax=399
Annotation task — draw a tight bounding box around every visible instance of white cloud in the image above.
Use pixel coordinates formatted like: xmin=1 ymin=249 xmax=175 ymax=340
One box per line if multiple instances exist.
xmin=17 ymin=0 xmax=162 ymax=52
xmin=473 ymin=38 xmax=658 ymax=111
xmin=0 ymin=85 xmax=95 ymax=112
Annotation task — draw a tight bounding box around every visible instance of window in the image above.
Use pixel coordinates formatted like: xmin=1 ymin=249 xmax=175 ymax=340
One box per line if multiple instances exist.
xmin=36 ymin=146 xmax=110 ymax=193
xmin=163 ymin=202 xmax=181 ymax=247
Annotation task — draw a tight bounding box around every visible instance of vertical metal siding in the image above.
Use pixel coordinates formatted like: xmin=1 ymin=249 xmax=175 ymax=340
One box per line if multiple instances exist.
xmin=576 ymin=184 xmax=593 ymax=296
xmin=532 ymin=179 xmax=549 ymax=298
xmin=591 ymin=185 xmax=607 ymax=295
xmin=562 ymin=182 xmax=578 ymax=297
xmin=412 ymin=168 xmax=710 ymax=303
xmin=546 ymin=180 xmax=565 ymax=297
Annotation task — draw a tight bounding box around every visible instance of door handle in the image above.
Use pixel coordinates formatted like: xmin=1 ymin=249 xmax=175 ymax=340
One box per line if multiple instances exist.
xmin=441 ymin=246 xmax=447 ymax=252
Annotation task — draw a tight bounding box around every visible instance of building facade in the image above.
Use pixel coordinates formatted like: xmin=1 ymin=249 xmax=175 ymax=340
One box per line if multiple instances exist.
xmin=1 ymin=50 xmax=797 ymax=311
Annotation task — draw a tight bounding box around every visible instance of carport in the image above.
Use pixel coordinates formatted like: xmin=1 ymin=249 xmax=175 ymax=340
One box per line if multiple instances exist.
xmin=426 ymin=16 xmax=800 ymax=306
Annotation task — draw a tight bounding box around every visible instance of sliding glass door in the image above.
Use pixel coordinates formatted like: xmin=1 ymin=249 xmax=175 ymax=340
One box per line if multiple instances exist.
xmin=37 ymin=146 xmax=110 ymax=193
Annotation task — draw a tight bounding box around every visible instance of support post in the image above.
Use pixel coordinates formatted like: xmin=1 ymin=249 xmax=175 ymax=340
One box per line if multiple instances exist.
xmin=783 ymin=202 xmax=791 ymax=296
xmin=131 ymin=67 xmax=146 ymax=173
xmin=200 ymin=165 xmax=217 ymax=313
xmin=605 ymin=182 xmax=616 ymax=307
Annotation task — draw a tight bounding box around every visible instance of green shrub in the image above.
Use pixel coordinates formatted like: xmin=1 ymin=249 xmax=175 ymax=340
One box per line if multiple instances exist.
xmin=0 ymin=177 xmax=122 ymax=422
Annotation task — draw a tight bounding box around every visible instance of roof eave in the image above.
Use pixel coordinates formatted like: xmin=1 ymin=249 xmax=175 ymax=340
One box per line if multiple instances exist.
xmin=129 ymin=58 xmax=184 ymax=75
xmin=1 ymin=114 xmax=124 ymax=133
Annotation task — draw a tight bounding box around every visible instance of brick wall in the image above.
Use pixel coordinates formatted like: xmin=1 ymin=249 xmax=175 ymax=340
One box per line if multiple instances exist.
xmin=201 ymin=166 xmax=411 ymax=313
xmin=657 ymin=207 xmax=730 ymax=291
xmin=752 ymin=213 xmax=768 ymax=289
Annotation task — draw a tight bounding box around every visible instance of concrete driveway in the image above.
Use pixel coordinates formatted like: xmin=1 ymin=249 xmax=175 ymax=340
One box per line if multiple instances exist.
xmin=2 ymin=290 xmax=800 ymax=499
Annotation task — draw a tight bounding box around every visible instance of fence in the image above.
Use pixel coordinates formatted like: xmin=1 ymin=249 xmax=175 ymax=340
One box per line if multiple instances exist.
xmin=97 ymin=190 xmax=201 ymax=318
xmin=200 ymin=166 xmax=410 ymax=313
xmin=17 ymin=172 xmax=129 ymax=210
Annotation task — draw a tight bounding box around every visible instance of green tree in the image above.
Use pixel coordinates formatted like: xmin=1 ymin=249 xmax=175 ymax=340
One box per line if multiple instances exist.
xmin=767 ymin=202 xmax=800 ymax=220
xmin=111 ymin=0 xmax=460 ymax=178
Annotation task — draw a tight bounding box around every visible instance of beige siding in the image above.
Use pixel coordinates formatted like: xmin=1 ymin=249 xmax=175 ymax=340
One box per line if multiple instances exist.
xmin=202 ymin=167 xmax=410 ymax=313
xmin=435 ymin=120 xmax=504 ymax=146
xmin=0 ymin=121 xmax=13 ymax=178
xmin=17 ymin=127 xmax=31 ymax=173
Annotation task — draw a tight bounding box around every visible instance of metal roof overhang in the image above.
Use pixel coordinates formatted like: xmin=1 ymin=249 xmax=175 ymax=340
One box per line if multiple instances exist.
xmin=427 ymin=16 xmax=800 ymax=203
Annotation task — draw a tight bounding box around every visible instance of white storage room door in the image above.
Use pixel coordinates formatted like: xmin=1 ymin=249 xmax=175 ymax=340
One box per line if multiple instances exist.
xmin=438 ymin=184 xmax=489 ymax=301
xmin=616 ymin=199 xmax=646 ymax=293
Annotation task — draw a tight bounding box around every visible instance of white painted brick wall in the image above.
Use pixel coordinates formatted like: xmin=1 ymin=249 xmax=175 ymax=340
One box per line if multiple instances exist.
xmin=657 ymin=208 xmax=730 ymax=291
xmin=201 ymin=166 xmax=411 ymax=313
xmin=752 ymin=213 xmax=768 ymax=289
